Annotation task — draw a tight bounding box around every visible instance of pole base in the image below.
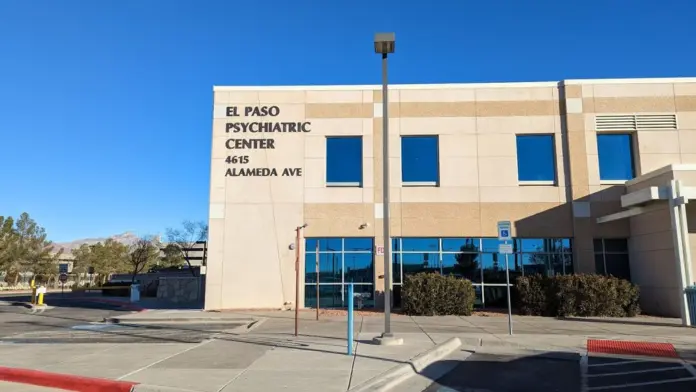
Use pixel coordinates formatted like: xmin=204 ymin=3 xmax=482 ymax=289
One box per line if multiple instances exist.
xmin=372 ymin=333 xmax=403 ymax=346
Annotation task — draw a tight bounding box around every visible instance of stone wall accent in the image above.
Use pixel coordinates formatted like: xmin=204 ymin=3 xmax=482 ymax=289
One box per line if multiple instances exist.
xmin=157 ymin=277 xmax=201 ymax=304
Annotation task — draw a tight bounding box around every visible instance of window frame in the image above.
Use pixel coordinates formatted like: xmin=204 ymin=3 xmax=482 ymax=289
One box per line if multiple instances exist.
xmin=390 ymin=237 xmax=574 ymax=282
xmin=400 ymin=135 xmax=440 ymax=187
xmin=596 ymin=133 xmax=636 ymax=184
xmin=515 ymin=134 xmax=557 ymax=185
xmin=593 ymin=238 xmax=631 ymax=280
xmin=325 ymin=136 xmax=363 ymax=188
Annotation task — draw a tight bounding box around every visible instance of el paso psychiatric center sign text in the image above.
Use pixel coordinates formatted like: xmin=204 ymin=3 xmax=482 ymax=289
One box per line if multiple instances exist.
xmin=222 ymin=105 xmax=311 ymax=177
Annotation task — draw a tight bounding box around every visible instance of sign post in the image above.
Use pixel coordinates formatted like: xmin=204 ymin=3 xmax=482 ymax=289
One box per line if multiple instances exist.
xmin=497 ymin=220 xmax=513 ymax=336
xmin=59 ymin=273 xmax=68 ymax=296
xmin=347 ymin=283 xmax=354 ymax=355
xmin=88 ymin=266 xmax=95 ymax=287
xmin=316 ymin=240 xmax=320 ymax=321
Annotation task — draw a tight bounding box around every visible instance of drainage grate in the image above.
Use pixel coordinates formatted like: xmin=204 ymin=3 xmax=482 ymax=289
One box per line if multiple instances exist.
xmin=587 ymin=339 xmax=679 ymax=358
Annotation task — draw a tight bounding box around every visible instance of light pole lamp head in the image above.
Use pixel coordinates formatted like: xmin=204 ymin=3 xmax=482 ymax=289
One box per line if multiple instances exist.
xmin=374 ymin=32 xmax=395 ymax=54
xmin=301 ymin=223 xmax=308 ymax=229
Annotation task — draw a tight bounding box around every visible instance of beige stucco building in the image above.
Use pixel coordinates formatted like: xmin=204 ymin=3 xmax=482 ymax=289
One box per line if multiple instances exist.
xmin=205 ymin=77 xmax=696 ymax=319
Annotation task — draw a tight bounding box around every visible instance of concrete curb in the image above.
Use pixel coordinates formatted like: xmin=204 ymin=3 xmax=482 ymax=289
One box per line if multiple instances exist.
xmin=0 ymin=366 xmax=137 ymax=392
xmin=349 ymin=337 xmax=463 ymax=392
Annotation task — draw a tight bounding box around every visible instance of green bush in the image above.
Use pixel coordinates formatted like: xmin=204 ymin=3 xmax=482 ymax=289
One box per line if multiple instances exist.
xmin=516 ymin=274 xmax=640 ymax=317
xmin=401 ymin=273 xmax=476 ymax=316
xmin=515 ymin=275 xmax=552 ymax=316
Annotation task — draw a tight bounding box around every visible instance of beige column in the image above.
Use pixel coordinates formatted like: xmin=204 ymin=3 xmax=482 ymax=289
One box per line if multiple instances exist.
xmin=562 ymin=84 xmax=595 ymax=273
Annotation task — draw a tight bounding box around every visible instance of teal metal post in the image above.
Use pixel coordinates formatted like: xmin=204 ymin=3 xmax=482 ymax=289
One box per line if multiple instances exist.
xmin=347 ymin=283 xmax=354 ymax=355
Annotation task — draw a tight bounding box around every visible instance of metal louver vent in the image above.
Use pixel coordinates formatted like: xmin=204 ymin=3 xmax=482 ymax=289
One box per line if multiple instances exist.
xmin=595 ymin=114 xmax=677 ymax=131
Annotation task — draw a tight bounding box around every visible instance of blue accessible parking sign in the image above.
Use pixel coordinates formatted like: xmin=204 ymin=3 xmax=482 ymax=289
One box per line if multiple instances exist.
xmin=497 ymin=221 xmax=512 ymax=241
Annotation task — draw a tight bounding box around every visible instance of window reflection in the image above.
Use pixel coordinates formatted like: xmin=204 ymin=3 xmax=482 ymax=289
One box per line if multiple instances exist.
xmin=481 ymin=253 xmax=522 ymax=284
xmin=304 ymin=237 xmax=375 ymax=308
xmin=516 ymin=134 xmax=556 ymax=182
xmin=392 ymin=253 xmax=401 ymax=284
xmin=597 ymin=134 xmax=635 ymax=181
xmin=401 ymin=253 xmax=439 ymax=276
xmin=522 ymin=253 xmax=549 ymax=276
xmin=344 ymin=238 xmax=373 ymax=252
xmin=443 ymin=253 xmax=481 ymax=282
xmin=392 ymin=237 xmax=573 ymax=285
xmin=344 ymin=253 xmax=373 ymax=283
xmin=305 ymin=238 xmax=342 ymax=252
xmin=401 ymin=135 xmax=440 ymax=184
xmin=594 ymin=238 xmax=630 ymax=280
xmin=442 ymin=238 xmax=480 ymax=252
xmin=481 ymin=238 xmax=500 ymax=253
xmin=401 ymin=238 xmax=439 ymax=252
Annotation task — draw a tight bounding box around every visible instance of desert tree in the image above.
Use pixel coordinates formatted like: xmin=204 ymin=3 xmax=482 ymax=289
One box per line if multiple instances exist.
xmin=127 ymin=237 xmax=160 ymax=283
xmin=2 ymin=213 xmax=61 ymax=285
xmin=0 ymin=216 xmax=19 ymax=283
xmin=72 ymin=239 xmax=129 ymax=285
xmin=165 ymin=220 xmax=208 ymax=276
xmin=159 ymin=243 xmax=185 ymax=268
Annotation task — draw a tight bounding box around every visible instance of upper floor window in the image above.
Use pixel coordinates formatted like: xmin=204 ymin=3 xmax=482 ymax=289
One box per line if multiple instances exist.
xmin=516 ymin=135 xmax=556 ymax=183
xmin=401 ymin=136 xmax=439 ymax=186
xmin=597 ymin=134 xmax=635 ymax=182
xmin=326 ymin=136 xmax=362 ymax=186
xmin=593 ymin=238 xmax=631 ymax=281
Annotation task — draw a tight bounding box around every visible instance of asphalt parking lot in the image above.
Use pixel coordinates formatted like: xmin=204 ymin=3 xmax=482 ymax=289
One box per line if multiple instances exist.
xmin=585 ymin=355 xmax=696 ymax=391
xmin=0 ymin=294 xmax=229 ymax=344
xmin=0 ymin=294 xmax=130 ymax=338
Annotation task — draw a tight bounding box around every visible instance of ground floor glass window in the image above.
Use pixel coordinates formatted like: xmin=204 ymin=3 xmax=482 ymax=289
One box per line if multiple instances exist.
xmin=304 ymin=237 xmax=374 ymax=308
xmin=593 ymin=238 xmax=631 ymax=281
xmin=392 ymin=237 xmax=573 ymax=307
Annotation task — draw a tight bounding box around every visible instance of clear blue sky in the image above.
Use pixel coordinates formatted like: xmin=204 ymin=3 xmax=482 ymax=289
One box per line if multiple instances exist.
xmin=1 ymin=0 xmax=694 ymax=242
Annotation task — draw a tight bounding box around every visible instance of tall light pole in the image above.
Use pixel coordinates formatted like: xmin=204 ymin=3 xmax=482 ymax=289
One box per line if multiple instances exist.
xmin=373 ymin=32 xmax=402 ymax=346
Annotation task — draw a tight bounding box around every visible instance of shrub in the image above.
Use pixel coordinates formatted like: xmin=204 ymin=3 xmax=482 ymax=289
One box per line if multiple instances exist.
xmin=516 ymin=274 xmax=640 ymax=317
xmin=515 ymin=275 xmax=551 ymax=316
xmin=401 ymin=273 xmax=476 ymax=316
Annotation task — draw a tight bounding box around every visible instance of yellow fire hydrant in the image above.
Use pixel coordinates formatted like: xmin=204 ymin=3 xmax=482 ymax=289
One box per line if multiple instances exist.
xmin=30 ymin=278 xmax=37 ymax=304
xmin=36 ymin=286 xmax=46 ymax=306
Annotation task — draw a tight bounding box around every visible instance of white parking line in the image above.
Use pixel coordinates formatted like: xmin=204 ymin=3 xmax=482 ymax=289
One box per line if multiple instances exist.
xmin=587 ymin=377 xmax=696 ymax=390
xmin=580 ymin=354 xmax=589 ymax=392
xmin=587 ymin=366 xmax=684 ymax=378
xmin=684 ymin=362 xmax=696 ymax=377
xmin=582 ymin=354 xmax=696 ymax=391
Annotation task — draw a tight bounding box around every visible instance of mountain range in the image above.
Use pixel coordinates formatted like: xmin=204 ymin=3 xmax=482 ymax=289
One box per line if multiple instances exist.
xmin=53 ymin=232 xmax=159 ymax=253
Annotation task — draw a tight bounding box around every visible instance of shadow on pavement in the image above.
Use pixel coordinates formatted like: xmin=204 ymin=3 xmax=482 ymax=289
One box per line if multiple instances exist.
xmin=420 ymin=349 xmax=696 ymax=392
xmin=421 ymin=351 xmax=581 ymax=392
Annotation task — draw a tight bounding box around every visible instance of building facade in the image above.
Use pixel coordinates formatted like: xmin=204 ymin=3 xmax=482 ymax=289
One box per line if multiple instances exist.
xmin=205 ymin=77 xmax=696 ymax=318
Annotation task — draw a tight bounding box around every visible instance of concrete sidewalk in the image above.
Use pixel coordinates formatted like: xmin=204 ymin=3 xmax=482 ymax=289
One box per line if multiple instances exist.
xmin=2 ymin=311 xmax=696 ymax=391
xmin=113 ymin=309 xmax=696 ymax=356
xmin=0 ymin=313 xmax=446 ymax=392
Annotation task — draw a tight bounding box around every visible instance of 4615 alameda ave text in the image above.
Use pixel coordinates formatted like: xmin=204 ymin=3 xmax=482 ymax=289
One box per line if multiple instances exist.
xmin=222 ymin=105 xmax=311 ymax=178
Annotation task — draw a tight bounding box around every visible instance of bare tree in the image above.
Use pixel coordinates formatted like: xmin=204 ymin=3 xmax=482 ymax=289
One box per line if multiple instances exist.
xmin=127 ymin=237 xmax=160 ymax=284
xmin=165 ymin=221 xmax=208 ymax=277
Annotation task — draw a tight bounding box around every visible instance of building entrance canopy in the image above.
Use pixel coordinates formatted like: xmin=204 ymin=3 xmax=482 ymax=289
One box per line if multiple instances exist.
xmin=596 ymin=164 xmax=696 ymax=326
